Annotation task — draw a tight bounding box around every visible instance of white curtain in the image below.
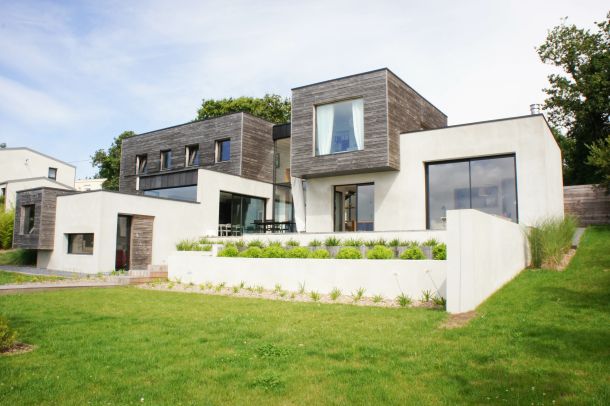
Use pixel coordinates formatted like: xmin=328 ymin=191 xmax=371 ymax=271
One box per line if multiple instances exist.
xmin=290 ymin=176 xmax=306 ymax=232
xmin=352 ymin=99 xmax=364 ymax=150
xmin=316 ymin=104 xmax=334 ymax=155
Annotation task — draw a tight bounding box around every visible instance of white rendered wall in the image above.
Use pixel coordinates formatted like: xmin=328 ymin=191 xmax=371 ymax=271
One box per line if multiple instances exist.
xmin=45 ymin=191 xmax=204 ymax=274
xmin=75 ymin=178 xmax=106 ymax=191
xmin=304 ymin=115 xmax=564 ymax=232
xmin=169 ymin=253 xmax=447 ymax=300
xmin=445 ymin=209 xmax=529 ymax=314
xmin=0 ymin=148 xmax=75 ymax=187
xmin=2 ymin=179 xmax=72 ymax=210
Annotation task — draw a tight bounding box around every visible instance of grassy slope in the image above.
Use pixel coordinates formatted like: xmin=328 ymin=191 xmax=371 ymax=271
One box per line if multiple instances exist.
xmin=0 ymin=227 xmax=608 ymax=405
xmin=0 ymin=271 xmax=63 ymax=285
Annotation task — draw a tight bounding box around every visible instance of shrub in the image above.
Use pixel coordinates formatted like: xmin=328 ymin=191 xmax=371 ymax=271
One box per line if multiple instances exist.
xmin=176 ymin=239 xmax=200 ymax=251
xmin=330 ymin=287 xmax=341 ymax=300
xmin=0 ymin=249 xmax=37 ymax=266
xmin=198 ymin=237 xmax=213 ymax=245
xmin=234 ymin=239 xmax=246 ymax=248
xmin=324 ymin=236 xmax=341 ymax=247
xmin=336 ymin=247 xmax=362 ymax=259
xmin=310 ymin=291 xmax=321 ymax=301
xmin=527 ymin=215 xmax=578 ymax=268
xmin=366 ymin=245 xmax=394 ymax=259
xmin=372 ymin=294 xmax=384 ymax=303
xmin=286 ymin=247 xmax=310 ymax=258
xmin=432 ymin=243 xmax=447 ymax=260
xmin=400 ymin=246 xmax=426 ymax=260
xmin=402 ymin=240 xmax=419 ymax=247
xmin=0 ymin=316 xmax=17 ymax=352
xmin=422 ymin=238 xmax=439 ymax=247
xmin=238 ymin=246 xmax=263 ymax=258
xmin=218 ymin=245 xmax=239 ymax=257
xmin=201 ymin=244 xmax=212 ymax=251
xmin=396 ymin=293 xmax=412 ymax=307
xmin=388 ymin=238 xmax=401 ymax=247
xmin=285 ymin=239 xmax=300 ymax=247
xmin=0 ymin=209 xmax=15 ymax=249
xmin=261 ymin=246 xmax=286 ymax=258
xmin=352 ymin=287 xmax=366 ymax=302
xmin=308 ymin=239 xmax=322 ymax=247
xmin=344 ymin=238 xmax=364 ymax=247
xmin=267 ymin=241 xmax=282 ymax=247
xmin=433 ymin=296 xmax=447 ymax=307
xmin=310 ymin=249 xmax=330 ymax=259
xmin=247 ymin=239 xmax=265 ymax=248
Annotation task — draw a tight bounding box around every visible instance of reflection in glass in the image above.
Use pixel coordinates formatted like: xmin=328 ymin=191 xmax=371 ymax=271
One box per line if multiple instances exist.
xmin=143 ymin=185 xmax=197 ymax=202
xmin=333 ymin=183 xmax=374 ymax=231
xmin=427 ymin=161 xmax=470 ymax=229
xmin=273 ymin=185 xmax=294 ymax=223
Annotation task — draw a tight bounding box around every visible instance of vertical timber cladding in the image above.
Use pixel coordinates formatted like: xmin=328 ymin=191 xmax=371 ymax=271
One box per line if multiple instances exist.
xmin=130 ymin=215 xmax=154 ymax=270
xmin=290 ymin=68 xmax=448 ymax=178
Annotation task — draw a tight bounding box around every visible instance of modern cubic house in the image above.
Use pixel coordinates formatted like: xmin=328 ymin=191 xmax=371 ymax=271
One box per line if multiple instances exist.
xmin=12 ymin=68 xmax=564 ymax=275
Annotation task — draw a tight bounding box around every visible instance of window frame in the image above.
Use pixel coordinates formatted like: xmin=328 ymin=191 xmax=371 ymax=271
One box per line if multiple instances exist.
xmin=21 ymin=204 xmax=36 ymax=234
xmin=424 ymin=153 xmax=519 ymax=229
xmin=215 ymin=139 xmax=231 ymax=162
xmin=314 ymin=97 xmax=365 ymax=157
xmin=185 ymin=144 xmax=200 ymax=167
xmin=135 ymin=154 xmax=148 ymax=174
xmin=66 ymin=233 xmax=95 ymax=255
xmin=48 ymin=167 xmax=57 ymax=180
xmin=160 ymin=150 xmax=172 ymax=171
xmin=332 ymin=182 xmax=375 ymax=232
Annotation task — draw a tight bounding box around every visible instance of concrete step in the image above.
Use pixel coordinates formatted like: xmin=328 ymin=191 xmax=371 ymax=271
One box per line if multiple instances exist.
xmin=129 ymin=269 xmax=168 ymax=279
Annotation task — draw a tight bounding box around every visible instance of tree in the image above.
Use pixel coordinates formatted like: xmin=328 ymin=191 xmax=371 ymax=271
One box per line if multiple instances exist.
xmin=536 ymin=13 xmax=609 ymax=185
xmin=196 ymin=94 xmax=291 ymax=124
xmin=91 ymin=131 xmax=135 ymax=190
xmin=587 ymin=135 xmax=610 ymax=192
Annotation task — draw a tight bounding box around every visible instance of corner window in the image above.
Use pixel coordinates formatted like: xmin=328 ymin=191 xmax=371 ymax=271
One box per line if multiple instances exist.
xmin=186 ymin=145 xmax=200 ymax=167
xmin=426 ymin=155 xmax=518 ymax=229
xmin=48 ymin=167 xmax=57 ymax=180
xmin=67 ymin=233 xmax=94 ymax=255
xmin=22 ymin=204 xmax=35 ymax=234
xmin=160 ymin=150 xmax=172 ymax=170
xmin=136 ymin=154 xmax=148 ymax=174
xmin=316 ymin=99 xmax=364 ymax=156
xmin=216 ymin=139 xmax=230 ymax=162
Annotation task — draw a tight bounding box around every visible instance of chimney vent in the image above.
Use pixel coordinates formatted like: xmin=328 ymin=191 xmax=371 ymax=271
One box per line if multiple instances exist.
xmin=530 ymin=104 xmax=541 ymax=115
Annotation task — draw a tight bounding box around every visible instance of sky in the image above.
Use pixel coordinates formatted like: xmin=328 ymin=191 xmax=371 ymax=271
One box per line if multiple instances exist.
xmin=0 ymin=0 xmax=607 ymax=179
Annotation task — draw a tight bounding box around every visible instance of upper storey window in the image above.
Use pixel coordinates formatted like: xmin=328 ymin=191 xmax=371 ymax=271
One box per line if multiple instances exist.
xmin=48 ymin=167 xmax=57 ymax=180
xmin=216 ymin=139 xmax=230 ymax=162
xmin=186 ymin=145 xmax=200 ymax=167
xmin=160 ymin=150 xmax=172 ymax=171
xmin=136 ymin=154 xmax=147 ymax=174
xmin=315 ymin=99 xmax=364 ymax=156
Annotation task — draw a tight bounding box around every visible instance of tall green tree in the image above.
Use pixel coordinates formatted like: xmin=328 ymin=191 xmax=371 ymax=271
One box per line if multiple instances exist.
xmin=91 ymin=131 xmax=135 ymax=190
xmin=537 ymin=13 xmax=609 ymax=185
xmin=196 ymin=94 xmax=291 ymax=124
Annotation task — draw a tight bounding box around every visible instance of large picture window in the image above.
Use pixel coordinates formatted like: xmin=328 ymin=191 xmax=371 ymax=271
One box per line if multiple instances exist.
xmin=426 ymin=155 xmax=517 ymax=229
xmin=316 ymin=99 xmax=364 ymax=155
xmin=67 ymin=233 xmax=94 ymax=255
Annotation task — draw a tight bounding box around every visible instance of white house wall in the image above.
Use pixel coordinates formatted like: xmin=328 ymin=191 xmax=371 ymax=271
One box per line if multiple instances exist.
xmin=0 ymin=148 xmax=75 ymax=187
xmin=304 ymin=115 xmax=563 ymax=232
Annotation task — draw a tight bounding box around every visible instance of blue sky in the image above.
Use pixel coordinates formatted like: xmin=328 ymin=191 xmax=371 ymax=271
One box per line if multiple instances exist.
xmin=0 ymin=0 xmax=607 ymax=179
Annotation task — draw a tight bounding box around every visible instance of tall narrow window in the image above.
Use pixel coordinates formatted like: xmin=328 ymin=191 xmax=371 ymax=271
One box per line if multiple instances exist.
xmin=216 ymin=139 xmax=230 ymax=162
xmin=136 ymin=154 xmax=147 ymax=174
xmin=160 ymin=150 xmax=172 ymax=170
xmin=48 ymin=167 xmax=57 ymax=180
xmin=22 ymin=204 xmax=35 ymax=234
xmin=316 ymin=99 xmax=364 ymax=155
xmin=186 ymin=145 xmax=200 ymax=167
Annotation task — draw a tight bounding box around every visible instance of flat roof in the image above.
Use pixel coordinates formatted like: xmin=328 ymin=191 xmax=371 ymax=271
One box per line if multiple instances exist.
xmin=401 ymin=113 xmax=552 ymax=135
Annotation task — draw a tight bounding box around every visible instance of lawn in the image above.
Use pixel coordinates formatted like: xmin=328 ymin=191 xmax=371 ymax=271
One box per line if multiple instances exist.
xmin=0 ymin=227 xmax=608 ymax=405
xmin=0 ymin=271 xmax=63 ymax=285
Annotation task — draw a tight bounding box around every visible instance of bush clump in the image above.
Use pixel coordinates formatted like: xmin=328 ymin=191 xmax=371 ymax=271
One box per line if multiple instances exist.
xmin=366 ymin=245 xmax=394 ymax=259
xmin=336 ymin=247 xmax=362 ymax=259
xmin=0 ymin=249 xmax=37 ymax=266
xmin=0 ymin=316 xmax=17 ymax=352
xmin=247 ymin=239 xmax=265 ymax=248
xmin=286 ymin=247 xmax=310 ymax=258
xmin=310 ymin=249 xmax=330 ymax=259
xmin=324 ymin=236 xmax=341 ymax=247
xmin=218 ymin=245 xmax=239 ymax=257
xmin=400 ymin=246 xmax=426 ymax=260
xmin=175 ymin=239 xmax=211 ymax=251
xmin=527 ymin=216 xmax=577 ymax=268
xmin=432 ymin=243 xmax=447 ymax=260
xmin=262 ymin=246 xmax=286 ymax=258
xmin=0 ymin=209 xmax=15 ymax=249
xmin=238 ymin=247 xmax=263 ymax=258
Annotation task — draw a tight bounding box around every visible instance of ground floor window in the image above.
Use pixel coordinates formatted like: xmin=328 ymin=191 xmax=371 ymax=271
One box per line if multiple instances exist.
xmin=219 ymin=191 xmax=266 ymax=235
xmin=67 ymin=233 xmax=94 ymax=255
xmin=333 ymin=183 xmax=374 ymax=232
xmin=426 ymin=154 xmax=517 ymax=229
xmin=143 ymin=185 xmax=197 ymax=202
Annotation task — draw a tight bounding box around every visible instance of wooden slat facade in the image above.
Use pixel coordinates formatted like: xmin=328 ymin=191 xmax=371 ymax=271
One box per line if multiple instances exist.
xmin=564 ymin=184 xmax=610 ymax=226
xmin=130 ymin=215 xmax=154 ymax=270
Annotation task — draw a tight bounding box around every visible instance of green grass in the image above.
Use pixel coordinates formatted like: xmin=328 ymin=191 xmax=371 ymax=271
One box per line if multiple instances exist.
xmin=0 ymin=271 xmax=63 ymax=285
xmin=0 ymin=249 xmax=37 ymax=266
xmin=0 ymin=227 xmax=609 ymax=405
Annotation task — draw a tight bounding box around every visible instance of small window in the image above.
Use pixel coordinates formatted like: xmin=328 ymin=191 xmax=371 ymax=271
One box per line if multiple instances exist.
xmin=315 ymin=98 xmax=364 ymax=155
xmin=22 ymin=204 xmax=36 ymax=234
xmin=48 ymin=167 xmax=57 ymax=180
xmin=186 ymin=145 xmax=200 ymax=167
xmin=160 ymin=150 xmax=172 ymax=170
xmin=216 ymin=139 xmax=230 ymax=162
xmin=136 ymin=154 xmax=148 ymax=174
xmin=67 ymin=233 xmax=94 ymax=255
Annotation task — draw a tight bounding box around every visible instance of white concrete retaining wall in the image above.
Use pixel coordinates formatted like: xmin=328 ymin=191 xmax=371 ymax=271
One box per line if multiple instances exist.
xmin=169 ymin=252 xmax=447 ymax=300
xmin=446 ymin=209 xmax=529 ymax=313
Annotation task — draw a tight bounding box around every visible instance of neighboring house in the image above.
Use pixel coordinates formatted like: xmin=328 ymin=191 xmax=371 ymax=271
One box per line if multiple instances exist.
xmin=12 ymin=68 xmax=563 ymax=274
xmin=75 ymin=178 xmax=106 ymax=191
xmin=0 ymin=147 xmax=75 ymax=211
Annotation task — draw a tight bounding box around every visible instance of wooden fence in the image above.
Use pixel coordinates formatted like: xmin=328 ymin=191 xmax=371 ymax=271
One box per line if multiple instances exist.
xmin=564 ymin=184 xmax=610 ymax=226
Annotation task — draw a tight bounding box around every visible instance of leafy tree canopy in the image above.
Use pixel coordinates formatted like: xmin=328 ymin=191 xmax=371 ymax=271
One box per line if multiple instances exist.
xmin=196 ymin=94 xmax=291 ymax=124
xmin=91 ymin=131 xmax=135 ymax=190
xmin=537 ymin=13 xmax=609 ymax=185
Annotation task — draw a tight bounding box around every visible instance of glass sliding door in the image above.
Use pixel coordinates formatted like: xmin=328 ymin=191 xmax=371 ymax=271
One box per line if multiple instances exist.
xmin=218 ymin=191 xmax=266 ymax=236
xmin=333 ymin=183 xmax=374 ymax=232
xmin=242 ymin=196 xmax=265 ymax=234
xmin=426 ymin=154 xmax=517 ymax=229
xmin=356 ymin=184 xmax=374 ymax=231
